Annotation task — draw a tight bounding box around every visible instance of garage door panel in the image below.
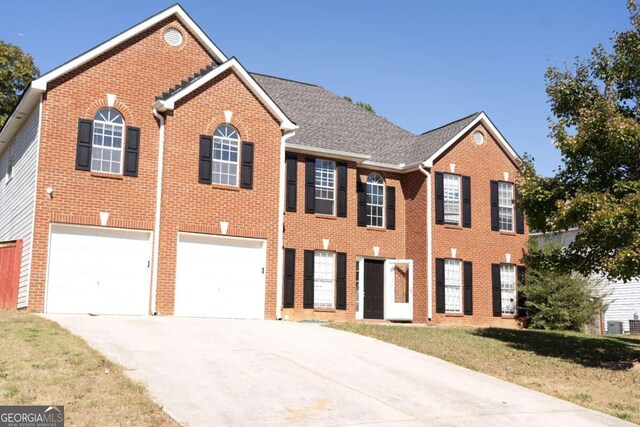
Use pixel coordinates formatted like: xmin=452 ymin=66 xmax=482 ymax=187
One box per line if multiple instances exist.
xmin=46 ymin=225 xmax=151 ymax=315
xmin=175 ymin=234 xmax=266 ymax=319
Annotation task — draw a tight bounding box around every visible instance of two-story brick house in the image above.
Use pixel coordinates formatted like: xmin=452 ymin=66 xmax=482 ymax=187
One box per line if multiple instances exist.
xmin=0 ymin=5 xmax=527 ymax=325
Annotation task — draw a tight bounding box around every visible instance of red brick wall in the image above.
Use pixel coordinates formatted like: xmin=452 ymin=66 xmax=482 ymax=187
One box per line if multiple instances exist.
xmin=29 ymin=17 xmax=217 ymax=310
xmin=409 ymin=123 xmax=528 ymax=326
xmin=282 ymin=161 xmax=406 ymax=321
xmin=157 ymin=69 xmax=282 ymax=317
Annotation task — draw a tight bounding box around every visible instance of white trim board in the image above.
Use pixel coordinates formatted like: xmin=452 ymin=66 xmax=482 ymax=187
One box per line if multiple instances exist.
xmin=423 ymin=112 xmax=520 ymax=168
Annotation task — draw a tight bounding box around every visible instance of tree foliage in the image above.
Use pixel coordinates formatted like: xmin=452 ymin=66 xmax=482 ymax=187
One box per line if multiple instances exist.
xmin=343 ymin=96 xmax=376 ymax=114
xmin=519 ymin=1 xmax=640 ymax=281
xmin=0 ymin=41 xmax=39 ymax=128
xmin=522 ymin=240 xmax=607 ymax=331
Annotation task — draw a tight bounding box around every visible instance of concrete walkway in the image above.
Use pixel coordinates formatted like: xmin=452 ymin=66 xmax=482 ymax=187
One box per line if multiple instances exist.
xmin=45 ymin=315 xmax=632 ymax=426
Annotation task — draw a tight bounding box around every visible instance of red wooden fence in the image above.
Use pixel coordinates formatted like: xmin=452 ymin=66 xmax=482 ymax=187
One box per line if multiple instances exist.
xmin=0 ymin=240 xmax=22 ymax=309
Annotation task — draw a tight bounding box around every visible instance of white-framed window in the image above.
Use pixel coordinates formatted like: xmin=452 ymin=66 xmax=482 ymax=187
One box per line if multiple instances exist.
xmin=444 ymin=259 xmax=462 ymax=313
xmin=498 ymin=182 xmax=514 ymax=231
xmin=212 ymin=124 xmax=240 ymax=186
xmin=443 ymin=173 xmax=461 ymax=225
xmin=91 ymin=108 xmax=124 ymax=174
xmin=315 ymin=159 xmax=335 ymax=215
xmin=500 ymin=264 xmax=516 ymax=315
xmin=366 ymin=173 xmax=384 ymax=227
xmin=314 ymin=251 xmax=335 ymax=308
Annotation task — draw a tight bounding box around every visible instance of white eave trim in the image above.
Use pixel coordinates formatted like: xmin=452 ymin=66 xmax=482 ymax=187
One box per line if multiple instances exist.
xmin=286 ymin=143 xmax=371 ymax=163
xmin=31 ymin=4 xmax=227 ymax=92
xmin=156 ymin=58 xmax=297 ymax=131
xmin=422 ymin=112 xmax=520 ymax=168
xmin=0 ymin=85 xmax=42 ymax=157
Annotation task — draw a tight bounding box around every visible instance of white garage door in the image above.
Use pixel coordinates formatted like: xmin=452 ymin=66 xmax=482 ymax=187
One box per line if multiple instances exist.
xmin=46 ymin=225 xmax=152 ymax=315
xmin=174 ymin=233 xmax=266 ymax=319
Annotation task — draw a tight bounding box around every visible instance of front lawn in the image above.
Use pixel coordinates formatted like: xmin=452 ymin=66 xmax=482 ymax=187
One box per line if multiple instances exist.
xmin=0 ymin=311 xmax=177 ymax=426
xmin=327 ymin=323 xmax=640 ymax=424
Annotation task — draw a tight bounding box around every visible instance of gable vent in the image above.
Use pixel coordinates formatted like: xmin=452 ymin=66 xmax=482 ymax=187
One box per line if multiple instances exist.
xmin=164 ymin=28 xmax=183 ymax=47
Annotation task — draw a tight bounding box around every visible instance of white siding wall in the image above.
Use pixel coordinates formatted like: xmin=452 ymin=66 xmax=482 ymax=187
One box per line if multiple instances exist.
xmin=603 ymin=278 xmax=640 ymax=333
xmin=0 ymin=106 xmax=41 ymax=308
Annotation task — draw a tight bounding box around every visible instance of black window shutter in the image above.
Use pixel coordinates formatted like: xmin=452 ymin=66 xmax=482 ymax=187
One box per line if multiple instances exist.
xmin=75 ymin=119 xmax=93 ymax=171
xmin=285 ymin=154 xmax=297 ymax=212
xmin=305 ymin=157 xmax=315 ymax=214
xmin=357 ymin=180 xmax=366 ymax=227
xmin=462 ymin=175 xmax=471 ymax=228
xmin=515 ymin=185 xmax=525 ymax=234
xmin=435 ymin=258 xmax=445 ymax=313
xmin=337 ymin=161 xmax=347 ymax=217
xmin=463 ymin=261 xmax=473 ymax=315
xmin=517 ymin=265 xmax=527 ymax=318
xmin=336 ymin=252 xmax=347 ymax=309
xmin=492 ymin=263 xmax=502 ymax=316
xmin=283 ymin=249 xmax=295 ymax=309
xmin=303 ymin=250 xmax=315 ymax=308
xmin=124 ymin=126 xmax=140 ymax=177
xmin=386 ymin=186 xmax=396 ymax=230
xmin=198 ymin=135 xmax=213 ymax=184
xmin=435 ymin=172 xmax=444 ymax=224
xmin=240 ymin=142 xmax=254 ymax=189
xmin=490 ymin=181 xmax=499 ymax=231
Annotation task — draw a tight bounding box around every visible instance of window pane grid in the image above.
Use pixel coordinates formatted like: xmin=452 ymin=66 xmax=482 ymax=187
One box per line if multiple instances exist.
xmin=366 ymin=173 xmax=384 ymax=227
xmin=315 ymin=160 xmax=335 ymax=200
xmin=444 ymin=174 xmax=460 ymax=225
xmin=444 ymin=259 xmax=462 ymax=313
xmin=498 ymin=182 xmax=514 ymax=231
xmin=91 ymin=109 xmax=124 ymax=174
xmin=500 ymin=264 xmax=516 ymax=315
xmin=212 ymin=124 xmax=239 ymax=186
xmin=314 ymin=251 xmax=335 ymax=308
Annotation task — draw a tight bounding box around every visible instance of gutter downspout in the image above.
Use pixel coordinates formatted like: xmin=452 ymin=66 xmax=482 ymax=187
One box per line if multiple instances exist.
xmin=418 ymin=164 xmax=433 ymax=320
xmin=276 ymin=129 xmax=296 ymax=320
xmin=150 ymin=107 xmax=166 ymax=315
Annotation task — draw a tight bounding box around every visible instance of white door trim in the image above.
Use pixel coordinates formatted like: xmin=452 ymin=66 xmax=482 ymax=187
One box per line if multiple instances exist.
xmin=384 ymin=259 xmax=414 ymax=321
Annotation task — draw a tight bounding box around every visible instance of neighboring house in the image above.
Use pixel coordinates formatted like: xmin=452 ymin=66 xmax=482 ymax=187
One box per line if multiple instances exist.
xmin=0 ymin=5 xmax=527 ymax=325
xmin=534 ymin=229 xmax=640 ymax=333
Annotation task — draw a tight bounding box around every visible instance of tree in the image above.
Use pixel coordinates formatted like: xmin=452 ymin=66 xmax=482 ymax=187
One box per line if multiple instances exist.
xmin=520 ymin=0 xmax=640 ymax=281
xmin=0 ymin=41 xmax=39 ymax=128
xmin=522 ymin=240 xmax=607 ymax=331
xmin=343 ymin=96 xmax=376 ymax=114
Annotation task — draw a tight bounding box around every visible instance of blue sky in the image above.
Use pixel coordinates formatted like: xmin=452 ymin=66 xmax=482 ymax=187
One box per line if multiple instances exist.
xmin=0 ymin=1 xmax=631 ymax=175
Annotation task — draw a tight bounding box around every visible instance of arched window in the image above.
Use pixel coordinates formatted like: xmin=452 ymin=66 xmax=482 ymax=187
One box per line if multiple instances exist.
xmin=212 ymin=124 xmax=240 ymax=186
xmin=92 ymin=108 xmax=124 ymax=174
xmin=366 ymin=173 xmax=384 ymax=227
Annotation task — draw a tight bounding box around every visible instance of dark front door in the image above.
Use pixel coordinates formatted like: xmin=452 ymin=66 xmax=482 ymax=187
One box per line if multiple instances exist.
xmin=364 ymin=259 xmax=384 ymax=319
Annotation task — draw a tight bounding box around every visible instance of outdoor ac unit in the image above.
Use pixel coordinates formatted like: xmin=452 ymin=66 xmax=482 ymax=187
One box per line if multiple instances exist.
xmin=607 ymin=321 xmax=623 ymax=335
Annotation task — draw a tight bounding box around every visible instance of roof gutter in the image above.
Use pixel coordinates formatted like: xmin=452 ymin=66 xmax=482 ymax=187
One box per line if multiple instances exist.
xmin=150 ymin=106 xmax=166 ymax=315
xmin=418 ymin=164 xmax=433 ymax=321
xmin=0 ymin=85 xmax=44 ymax=156
xmin=285 ymin=143 xmax=371 ymax=163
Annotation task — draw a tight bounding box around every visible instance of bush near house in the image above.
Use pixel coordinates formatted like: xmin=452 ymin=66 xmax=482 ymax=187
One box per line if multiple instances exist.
xmin=521 ymin=239 xmax=606 ymax=331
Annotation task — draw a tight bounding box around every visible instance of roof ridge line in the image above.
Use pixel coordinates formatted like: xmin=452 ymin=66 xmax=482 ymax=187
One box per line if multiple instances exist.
xmin=250 ymin=72 xmax=319 ymax=87
xmin=419 ymin=112 xmax=481 ymax=136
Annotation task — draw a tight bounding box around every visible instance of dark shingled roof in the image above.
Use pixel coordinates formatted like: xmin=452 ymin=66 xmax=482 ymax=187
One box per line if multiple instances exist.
xmin=252 ymin=73 xmax=481 ymax=165
xmin=157 ymin=67 xmax=482 ymax=166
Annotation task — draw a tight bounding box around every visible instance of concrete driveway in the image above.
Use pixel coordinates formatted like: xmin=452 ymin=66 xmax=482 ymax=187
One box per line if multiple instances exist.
xmin=45 ymin=315 xmax=631 ymax=427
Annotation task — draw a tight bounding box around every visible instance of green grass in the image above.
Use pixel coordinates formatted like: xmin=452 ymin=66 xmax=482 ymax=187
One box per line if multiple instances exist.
xmin=0 ymin=310 xmax=177 ymax=426
xmin=327 ymin=323 xmax=640 ymax=424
